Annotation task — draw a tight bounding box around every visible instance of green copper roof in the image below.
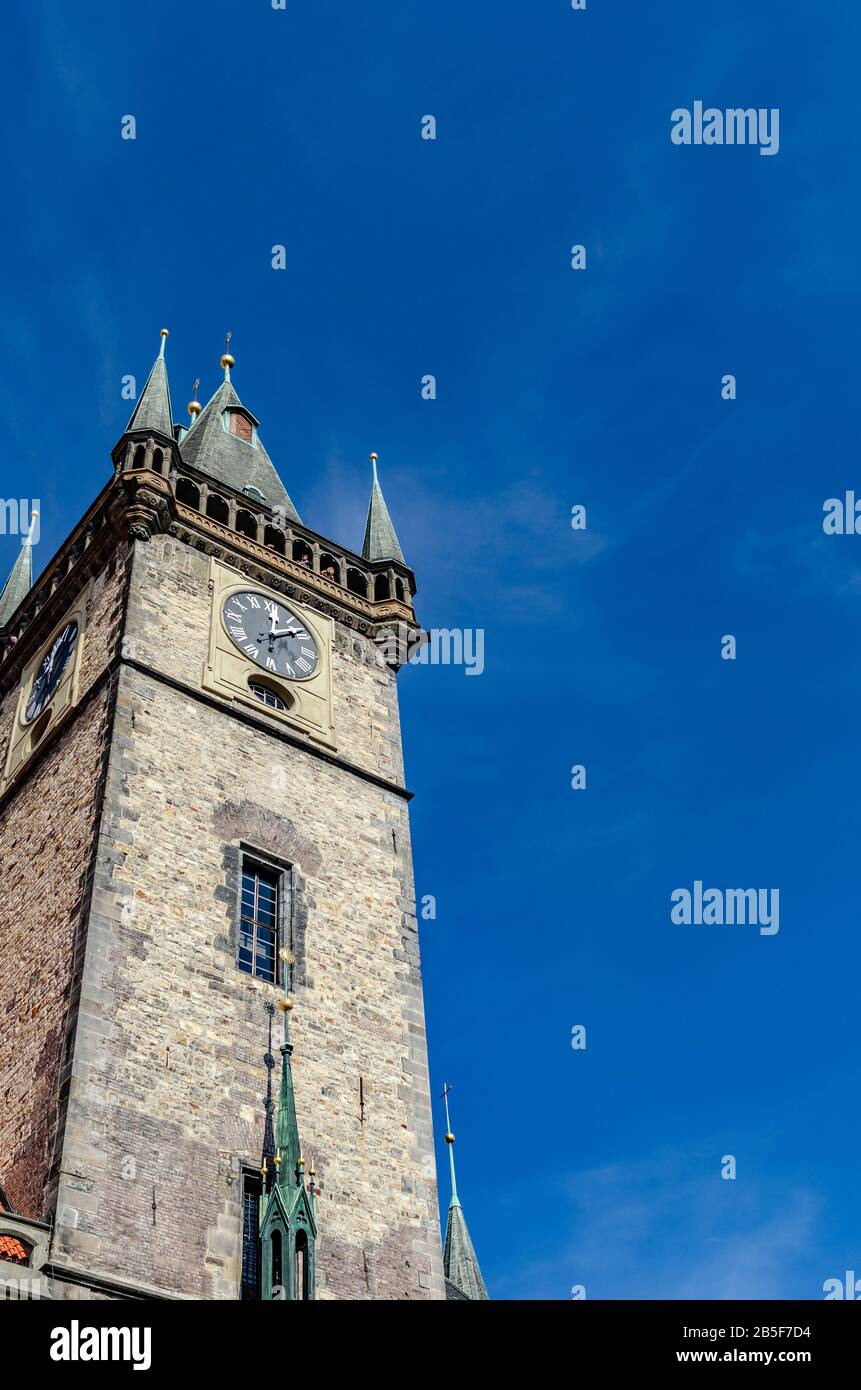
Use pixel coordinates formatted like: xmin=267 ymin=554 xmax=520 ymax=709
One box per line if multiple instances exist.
xmin=125 ymin=335 xmax=174 ymax=439
xmin=362 ymin=458 xmax=405 ymax=564
xmin=0 ymin=523 xmax=35 ymax=628
xmin=273 ymin=1006 xmax=303 ymax=1203
xmin=441 ymin=1085 xmax=488 ymax=1300
xmin=180 ymin=377 xmax=301 ymax=522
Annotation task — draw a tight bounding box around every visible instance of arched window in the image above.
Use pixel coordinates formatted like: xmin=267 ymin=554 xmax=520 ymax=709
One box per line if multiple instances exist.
xmin=295 ymin=1231 xmax=309 ymax=1300
xmin=206 ymin=493 xmax=230 ymax=525
xmin=346 ymin=568 xmax=367 ymax=598
xmin=395 ymin=578 xmax=405 ymax=601
xmin=175 ymin=478 xmax=200 ymax=510
xmin=249 ymin=681 xmax=289 ymax=712
xmin=320 ymin=553 xmax=339 ymax=582
xmin=292 ymin=540 xmax=313 ymax=568
xmin=374 ymin=574 xmax=390 ymax=601
xmin=264 ymin=526 xmax=286 ymax=555
xmin=132 ymin=444 xmax=146 ymax=470
xmin=151 ymin=448 xmax=164 ymax=474
xmin=235 ymin=509 xmax=258 ymax=541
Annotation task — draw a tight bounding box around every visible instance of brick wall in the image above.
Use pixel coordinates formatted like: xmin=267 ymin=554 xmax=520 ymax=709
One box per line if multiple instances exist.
xmin=0 ymin=549 xmax=128 ymax=1220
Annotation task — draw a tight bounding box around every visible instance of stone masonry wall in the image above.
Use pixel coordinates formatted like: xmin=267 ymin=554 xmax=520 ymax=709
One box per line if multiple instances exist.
xmin=126 ymin=535 xmax=406 ymax=786
xmin=0 ymin=548 xmax=128 ymax=1220
xmin=52 ymin=535 xmax=444 ymax=1299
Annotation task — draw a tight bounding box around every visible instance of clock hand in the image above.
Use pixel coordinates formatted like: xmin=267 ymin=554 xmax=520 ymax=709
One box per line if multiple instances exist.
xmin=270 ymin=627 xmax=302 ymax=639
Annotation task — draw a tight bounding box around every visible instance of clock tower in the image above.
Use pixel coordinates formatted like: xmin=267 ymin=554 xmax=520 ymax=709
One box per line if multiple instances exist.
xmin=0 ymin=331 xmax=446 ymax=1300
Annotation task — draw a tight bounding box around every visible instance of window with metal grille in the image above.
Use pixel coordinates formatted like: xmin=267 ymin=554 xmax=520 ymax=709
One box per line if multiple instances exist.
xmin=239 ymin=862 xmax=279 ymax=982
xmin=241 ymin=1173 xmax=262 ymax=1300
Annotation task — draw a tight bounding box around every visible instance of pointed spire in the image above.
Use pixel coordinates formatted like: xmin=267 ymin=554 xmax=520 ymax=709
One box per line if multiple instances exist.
xmin=362 ymin=453 xmax=406 ymax=564
xmin=125 ymin=329 xmax=174 ymax=439
xmin=180 ymin=342 xmax=301 ymax=522
xmin=273 ymin=996 xmax=303 ymax=1198
xmin=441 ymin=1084 xmax=488 ymax=1300
xmin=0 ymin=510 xmax=37 ymax=628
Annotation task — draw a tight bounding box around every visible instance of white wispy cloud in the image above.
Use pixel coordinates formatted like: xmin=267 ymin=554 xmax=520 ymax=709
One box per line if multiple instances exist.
xmin=491 ymin=1148 xmax=821 ymax=1301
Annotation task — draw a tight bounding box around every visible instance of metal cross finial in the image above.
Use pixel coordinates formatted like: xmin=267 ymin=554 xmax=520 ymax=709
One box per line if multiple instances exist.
xmin=192 ymin=377 xmax=200 ymax=400
xmin=441 ymin=1082 xmax=453 ymax=1130
xmin=225 ymin=330 xmax=232 ymax=352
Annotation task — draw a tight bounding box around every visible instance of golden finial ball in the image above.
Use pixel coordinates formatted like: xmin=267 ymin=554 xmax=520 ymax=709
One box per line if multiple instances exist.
xmin=220 ymin=352 xmax=235 ymax=370
xmin=370 ymin=452 xmax=378 ymax=463
xmin=187 ymin=400 xmax=202 ymax=417
xmin=445 ymin=1131 xmax=455 ymax=1144
xmin=160 ymin=328 xmax=169 ymax=339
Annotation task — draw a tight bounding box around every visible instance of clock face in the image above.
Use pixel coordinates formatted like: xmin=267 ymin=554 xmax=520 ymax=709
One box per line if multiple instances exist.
xmin=25 ymin=622 xmax=79 ymax=724
xmin=222 ymin=591 xmax=319 ymax=681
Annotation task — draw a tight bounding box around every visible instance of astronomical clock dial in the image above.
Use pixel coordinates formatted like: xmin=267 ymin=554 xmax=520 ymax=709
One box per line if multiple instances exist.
xmin=25 ymin=622 xmax=79 ymax=723
xmin=221 ymin=591 xmax=319 ymax=681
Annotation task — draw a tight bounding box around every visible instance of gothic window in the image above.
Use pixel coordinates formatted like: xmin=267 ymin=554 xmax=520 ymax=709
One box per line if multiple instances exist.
xmin=235 ymin=508 xmax=258 ymax=541
xmin=175 ymin=477 xmax=200 ymax=509
xmin=292 ymin=539 xmax=313 ymax=567
xmin=132 ymin=445 xmax=146 ymax=470
xmin=206 ymin=493 xmax=230 ymax=525
xmin=239 ymin=861 xmax=279 ymax=983
xmin=264 ymin=525 xmax=286 ymax=555
xmin=241 ymin=1172 xmax=262 ymax=1301
xmin=320 ymin=553 xmax=339 ymax=582
xmin=346 ymin=568 xmax=367 ymax=598
xmin=151 ymin=448 xmax=164 ymax=474
xmin=374 ymin=574 xmax=390 ymax=601
xmin=295 ymin=1231 xmax=309 ymax=1300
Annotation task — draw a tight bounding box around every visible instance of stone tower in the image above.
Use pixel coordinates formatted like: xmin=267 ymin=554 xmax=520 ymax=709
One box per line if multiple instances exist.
xmin=0 ymin=331 xmax=445 ymax=1300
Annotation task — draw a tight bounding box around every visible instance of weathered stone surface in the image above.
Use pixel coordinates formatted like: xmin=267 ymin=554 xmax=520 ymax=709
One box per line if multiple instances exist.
xmin=1 ymin=527 xmax=444 ymax=1300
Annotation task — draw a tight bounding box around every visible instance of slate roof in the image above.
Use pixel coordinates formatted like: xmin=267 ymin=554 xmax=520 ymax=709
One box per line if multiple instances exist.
xmin=362 ymin=462 xmax=405 ymax=564
xmin=180 ymin=380 xmax=301 ymax=522
xmin=443 ymin=1198 xmax=489 ymax=1300
xmin=125 ymin=353 xmax=174 ymax=439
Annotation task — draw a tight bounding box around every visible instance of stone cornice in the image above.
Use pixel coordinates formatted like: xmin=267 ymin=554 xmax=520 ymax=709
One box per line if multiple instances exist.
xmin=0 ymin=466 xmax=421 ymax=693
xmin=171 ymin=500 xmax=416 ymax=635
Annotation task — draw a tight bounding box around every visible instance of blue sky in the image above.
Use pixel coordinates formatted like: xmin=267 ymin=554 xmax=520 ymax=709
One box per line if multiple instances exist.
xmin=2 ymin=0 xmax=860 ymax=1299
